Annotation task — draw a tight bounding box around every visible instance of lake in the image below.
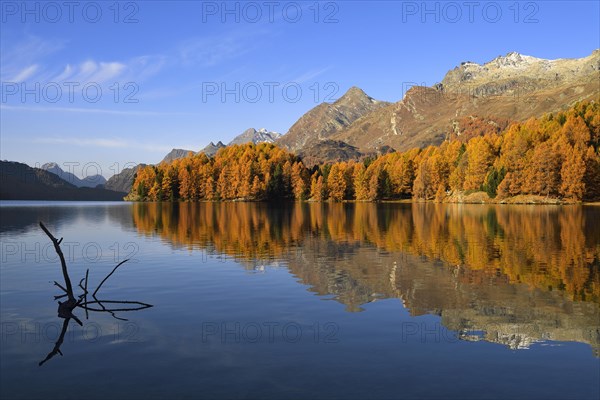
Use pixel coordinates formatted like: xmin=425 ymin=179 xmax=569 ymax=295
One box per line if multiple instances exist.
xmin=1 ymin=201 xmax=599 ymax=399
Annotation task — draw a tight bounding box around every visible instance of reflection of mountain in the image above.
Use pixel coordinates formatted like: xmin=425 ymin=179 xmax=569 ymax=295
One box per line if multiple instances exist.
xmin=0 ymin=203 xmax=134 ymax=236
xmin=130 ymin=202 xmax=600 ymax=354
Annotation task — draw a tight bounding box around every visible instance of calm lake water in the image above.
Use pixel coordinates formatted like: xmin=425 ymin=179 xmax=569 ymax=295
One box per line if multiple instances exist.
xmin=1 ymin=201 xmax=599 ymax=399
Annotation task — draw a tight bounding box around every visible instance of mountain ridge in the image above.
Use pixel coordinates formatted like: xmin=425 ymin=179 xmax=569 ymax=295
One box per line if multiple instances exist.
xmin=326 ymin=49 xmax=600 ymax=154
xmin=42 ymin=162 xmax=107 ymax=188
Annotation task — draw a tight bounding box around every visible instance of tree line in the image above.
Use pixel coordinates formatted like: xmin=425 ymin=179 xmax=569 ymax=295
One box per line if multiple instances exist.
xmin=127 ymin=100 xmax=600 ymax=202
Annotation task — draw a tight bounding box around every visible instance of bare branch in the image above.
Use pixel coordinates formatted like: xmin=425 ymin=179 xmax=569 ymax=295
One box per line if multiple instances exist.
xmin=40 ymin=222 xmax=75 ymax=302
xmin=78 ymin=299 xmax=153 ymax=312
xmin=92 ymin=259 xmax=129 ymax=298
xmin=53 ymin=281 xmax=68 ymax=294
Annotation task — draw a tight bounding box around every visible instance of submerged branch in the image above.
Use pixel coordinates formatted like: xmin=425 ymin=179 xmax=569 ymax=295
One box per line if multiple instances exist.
xmin=92 ymin=259 xmax=129 ymax=298
xmin=78 ymin=300 xmax=154 ymax=312
xmin=40 ymin=222 xmax=75 ymax=302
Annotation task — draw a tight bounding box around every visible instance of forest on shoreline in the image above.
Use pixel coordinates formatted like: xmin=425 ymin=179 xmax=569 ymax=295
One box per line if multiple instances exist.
xmin=126 ymin=100 xmax=600 ymax=203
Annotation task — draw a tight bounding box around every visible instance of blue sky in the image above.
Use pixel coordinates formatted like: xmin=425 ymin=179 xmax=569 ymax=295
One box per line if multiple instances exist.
xmin=1 ymin=0 xmax=599 ymax=178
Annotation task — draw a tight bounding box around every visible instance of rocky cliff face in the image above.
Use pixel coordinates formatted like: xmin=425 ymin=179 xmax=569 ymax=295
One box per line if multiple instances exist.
xmin=277 ymin=86 xmax=390 ymax=152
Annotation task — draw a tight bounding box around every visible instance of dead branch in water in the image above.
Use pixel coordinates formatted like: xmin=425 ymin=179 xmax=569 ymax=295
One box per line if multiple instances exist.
xmin=92 ymin=259 xmax=129 ymax=297
xmin=40 ymin=222 xmax=75 ymax=302
xmin=38 ymin=221 xmax=153 ymax=366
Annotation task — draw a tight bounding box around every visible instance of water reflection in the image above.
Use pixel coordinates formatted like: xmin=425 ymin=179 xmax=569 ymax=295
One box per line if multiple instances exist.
xmin=38 ymin=221 xmax=152 ymax=366
xmin=131 ymin=202 xmax=600 ymax=354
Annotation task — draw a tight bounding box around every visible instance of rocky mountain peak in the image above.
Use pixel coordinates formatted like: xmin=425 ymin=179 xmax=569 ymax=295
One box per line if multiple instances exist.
xmin=489 ymin=51 xmax=540 ymax=68
xmin=41 ymin=161 xmax=106 ymax=188
xmin=441 ymin=49 xmax=599 ymax=91
xmin=160 ymin=148 xmax=194 ymax=164
xmin=228 ymin=128 xmax=281 ymax=146
xmin=276 ymin=87 xmax=389 ymax=152
xmin=42 ymin=162 xmax=59 ymax=170
xmin=336 ymin=86 xmax=378 ymax=106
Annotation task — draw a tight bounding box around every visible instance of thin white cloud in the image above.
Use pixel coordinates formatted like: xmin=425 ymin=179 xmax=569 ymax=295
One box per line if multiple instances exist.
xmin=178 ymin=29 xmax=268 ymax=68
xmin=0 ymin=35 xmax=65 ymax=82
xmin=10 ymin=65 xmax=39 ymax=82
xmin=2 ymin=34 xmax=164 ymax=86
xmin=1 ymin=104 xmax=195 ymax=116
xmin=65 ymin=60 xmax=126 ymax=84
xmin=291 ymin=67 xmax=333 ymax=84
xmin=53 ymin=64 xmax=74 ymax=81
xmin=32 ymin=137 xmax=176 ymax=153
xmin=35 ymin=137 xmax=128 ymax=148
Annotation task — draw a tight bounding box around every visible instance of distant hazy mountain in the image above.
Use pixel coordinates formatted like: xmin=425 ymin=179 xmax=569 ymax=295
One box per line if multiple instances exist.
xmin=1 ymin=161 xmax=125 ymax=200
xmin=160 ymin=149 xmax=194 ymax=164
xmin=199 ymin=141 xmax=226 ymax=157
xmin=228 ymin=128 xmax=281 ymax=146
xmin=42 ymin=162 xmax=107 ymax=188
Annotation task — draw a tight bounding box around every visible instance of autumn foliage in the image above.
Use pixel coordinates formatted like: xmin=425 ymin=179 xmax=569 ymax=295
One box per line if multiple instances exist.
xmin=131 ymin=202 xmax=600 ymax=303
xmin=128 ymin=100 xmax=600 ymax=202
xmin=129 ymin=143 xmax=308 ymax=201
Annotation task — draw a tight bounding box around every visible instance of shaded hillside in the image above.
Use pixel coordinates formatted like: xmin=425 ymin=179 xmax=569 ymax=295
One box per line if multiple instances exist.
xmin=0 ymin=161 xmax=126 ymax=200
xmin=297 ymin=140 xmax=365 ymax=166
xmin=104 ymin=164 xmax=146 ymax=194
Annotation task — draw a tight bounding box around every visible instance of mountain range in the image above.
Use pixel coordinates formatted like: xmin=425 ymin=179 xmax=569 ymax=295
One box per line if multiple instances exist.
xmin=0 ymin=161 xmax=124 ymax=200
xmin=151 ymin=50 xmax=598 ymax=169
xmin=6 ymin=50 xmax=599 ymax=199
xmin=279 ymin=50 xmax=599 ymax=162
xmin=41 ymin=162 xmax=107 ymax=188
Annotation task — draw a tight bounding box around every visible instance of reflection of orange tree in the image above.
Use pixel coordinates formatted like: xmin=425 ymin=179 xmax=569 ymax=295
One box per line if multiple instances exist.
xmin=132 ymin=202 xmax=599 ymax=302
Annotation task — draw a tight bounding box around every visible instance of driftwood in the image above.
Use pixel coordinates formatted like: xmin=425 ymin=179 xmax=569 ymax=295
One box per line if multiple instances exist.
xmin=38 ymin=222 xmax=152 ymax=366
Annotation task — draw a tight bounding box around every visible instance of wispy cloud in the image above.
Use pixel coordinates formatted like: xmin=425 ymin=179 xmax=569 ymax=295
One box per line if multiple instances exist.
xmin=50 ymin=57 xmax=165 ymax=84
xmin=1 ymin=104 xmax=196 ymax=117
xmin=291 ymin=67 xmax=333 ymax=84
xmin=53 ymin=60 xmax=126 ymax=84
xmin=0 ymin=35 xmax=65 ymax=82
xmin=9 ymin=65 xmax=40 ymax=82
xmin=1 ymin=35 xmax=165 ymax=86
xmin=178 ymin=29 xmax=268 ymax=68
xmin=32 ymin=137 xmax=177 ymax=153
